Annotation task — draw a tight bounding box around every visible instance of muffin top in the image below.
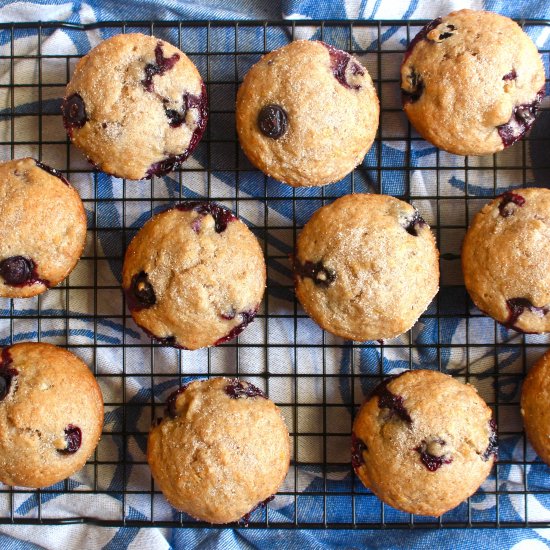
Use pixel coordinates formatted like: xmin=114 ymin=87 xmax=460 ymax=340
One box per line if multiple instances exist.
xmin=0 ymin=342 xmax=103 ymax=488
xmin=147 ymin=377 xmax=290 ymax=523
xmin=294 ymin=194 xmax=439 ymax=341
xmin=0 ymin=158 xmax=87 ymax=298
xmin=401 ymin=9 xmax=545 ymax=155
xmin=236 ymin=40 xmax=379 ymax=187
xmin=353 ymin=370 xmax=497 ymax=517
xmin=63 ymin=33 xmax=207 ymax=180
xmin=462 ymin=188 xmax=550 ymax=333
xmin=122 ymin=202 xmax=266 ymax=350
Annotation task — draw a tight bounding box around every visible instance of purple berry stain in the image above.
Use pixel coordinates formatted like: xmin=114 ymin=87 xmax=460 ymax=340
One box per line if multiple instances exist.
xmin=481 ymin=418 xmax=498 ymax=461
xmin=0 ymin=347 xmax=17 ymax=402
xmin=215 ymin=309 xmax=258 ymax=345
xmin=320 ymin=42 xmax=364 ymax=90
xmin=294 ymin=260 xmax=336 ymax=288
xmin=165 ymin=383 xmax=191 ymax=418
xmin=498 ymin=191 xmax=525 ymax=217
xmin=351 ymin=432 xmax=367 ymax=471
xmin=176 ymin=201 xmax=237 ymax=233
xmin=0 ymin=256 xmax=47 ymax=288
xmin=402 ymin=17 xmax=443 ymax=62
xmin=61 ymin=93 xmax=87 ymax=131
xmin=127 ymin=271 xmax=156 ymax=311
xmin=240 ymin=495 xmax=275 ymax=526
xmin=258 ymin=104 xmax=288 ymax=139
xmin=415 ymin=438 xmax=453 ymax=472
xmin=403 ymin=211 xmax=426 ymax=236
xmin=402 ymin=69 xmax=424 ymax=104
xmin=225 ymin=378 xmax=267 ymax=399
xmin=58 ymin=424 xmax=82 ymax=454
xmin=497 ymin=89 xmax=545 ymax=148
xmin=145 ymin=82 xmax=208 ymax=178
xmin=165 ymin=91 xmax=204 ymax=128
xmin=503 ymin=69 xmax=517 ymax=81
xmin=34 ymin=160 xmax=70 ymax=186
xmin=142 ymin=42 xmax=180 ymax=93
xmin=505 ymin=298 xmax=549 ymax=330
xmin=371 ymin=374 xmax=412 ymax=424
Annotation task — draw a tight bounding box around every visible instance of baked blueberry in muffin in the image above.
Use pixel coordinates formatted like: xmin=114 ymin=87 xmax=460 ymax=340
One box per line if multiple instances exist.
xmin=401 ymin=10 xmax=545 ymax=156
xmin=147 ymin=377 xmax=290 ymax=523
xmin=352 ymin=370 xmax=496 ymax=516
xmin=62 ymin=33 xmax=208 ymax=180
xmin=122 ymin=201 xmax=266 ymax=350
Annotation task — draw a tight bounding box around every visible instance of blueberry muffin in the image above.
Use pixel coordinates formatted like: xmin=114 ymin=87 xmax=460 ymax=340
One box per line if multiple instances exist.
xmin=462 ymin=188 xmax=550 ymax=333
xmin=0 ymin=158 xmax=87 ymax=298
xmin=122 ymin=202 xmax=266 ymax=350
xmin=0 ymin=342 xmax=103 ymax=488
xmin=352 ymin=370 xmax=497 ymax=517
xmin=147 ymin=377 xmax=290 ymax=523
xmin=62 ymin=33 xmax=207 ymax=180
xmin=401 ymin=10 xmax=545 ymax=156
xmin=294 ymin=194 xmax=439 ymax=341
xmin=236 ymin=40 xmax=379 ymax=187
xmin=521 ymin=350 xmax=550 ymax=465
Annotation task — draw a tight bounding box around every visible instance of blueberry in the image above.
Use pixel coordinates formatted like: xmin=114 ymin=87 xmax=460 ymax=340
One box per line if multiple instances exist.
xmin=130 ymin=271 xmax=156 ymax=308
xmin=0 ymin=347 xmax=17 ymax=402
xmin=225 ymin=379 xmax=267 ymax=399
xmin=258 ymin=105 xmax=288 ymax=139
xmin=415 ymin=438 xmax=453 ymax=471
xmin=402 ymin=69 xmax=424 ymax=103
xmin=498 ymin=191 xmax=525 ymax=217
xmin=34 ymin=160 xmax=70 ymax=186
xmin=215 ymin=309 xmax=258 ymax=345
xmin=62 ymin=94 xmax=87 ymax=129
xmin=321 ymin=42 xmax=364 ymax=90
xmin=142 ymin=42 xmax=180 ymax=93
xmin=481 ymin=418 xmax=498 ymax=461
xmin=0 ymin=256 xmax=34 ymax=286
xmin=497 ymin=90 xmax=544 ymax=148
xmin=164 ymin=92 xmax=203 ymax=128
xmin=505 ymin=298 xmax=549 ymax=330
xmin=351 ymin=432 xmax=368 ymax=471
xmin=294 ymin=260 xmax=336 ymax=288
xmin=403 ymin=210 xmax=426 ymax=236
xmin=503 ymin=69 xmax=517 ymax=81
xmin=403 ymin=17 xmax=443 ymax=62
xmin=370 ymin=374 xmax=412 ymax=424
xmin=58 ymin=425 xmax=82 ymax=454
xmin=176 ymin=201 xmax=237 ymax=233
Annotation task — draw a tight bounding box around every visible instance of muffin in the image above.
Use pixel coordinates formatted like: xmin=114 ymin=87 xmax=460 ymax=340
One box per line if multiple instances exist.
xmin=0 ymin=158 xmax=87 ymax=298
xmin=147 ymin=377 xmax=290 ymax=523
xmin=122 ymin=202 xmax=266 ymax=349
xmin=401 ymin=9 xmax=545 ymax=156
xmin=236 ymin=40 xmax=379 ymax=187
xmin=0 ymin=342 xmax=103 ymax=488
xmin=521 ymin=350 xmax=550 ymax=465
xmin=352 ymin=370 xmax=497 ymax=517
xmin=62 ymin=33 xmax=207 ymax=180
xmin=462 ymin=188 xmax=550 ymax=333
xmin=294 ymin=194 xmax=439 ymax=341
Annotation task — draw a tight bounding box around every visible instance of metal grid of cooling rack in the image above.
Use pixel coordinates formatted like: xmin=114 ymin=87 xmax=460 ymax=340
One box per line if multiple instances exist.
xmin=0 ymin=19 xmax=548 ymax=529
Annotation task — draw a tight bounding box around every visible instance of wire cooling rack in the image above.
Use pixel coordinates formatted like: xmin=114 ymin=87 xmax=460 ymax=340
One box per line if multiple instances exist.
xmin=0 ymin=18 xmax=549 ymax=530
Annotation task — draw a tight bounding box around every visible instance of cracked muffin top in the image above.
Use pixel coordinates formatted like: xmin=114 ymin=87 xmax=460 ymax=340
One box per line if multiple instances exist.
xmin=0 ymin=158 xmax=87 ymax=298
xmin=62 ymin=33 xmax=207 ymax=180
xmin=294 ymin=193 xmax=439 ymax=341
xmin=462 ymin=188 xmax=550 ymax=333
xmin=0 ymin=342 xmax=103 ymax=488
xmin=236 ymin=40 xmax=379 ymax=187
xmin=352 ymin=370 xmax=497 ymax=517
xmin=122 ymin=202 xmax=266 ymax=350
xmin=401 ymin=9 xmax=545 ymax=156
xmin=147 ymin=377 xmax=290 ymax=524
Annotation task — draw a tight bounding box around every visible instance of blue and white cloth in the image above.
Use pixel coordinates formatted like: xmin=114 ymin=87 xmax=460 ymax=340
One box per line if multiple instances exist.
xmin=0 ymin=0 xmax=550 ymax=549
